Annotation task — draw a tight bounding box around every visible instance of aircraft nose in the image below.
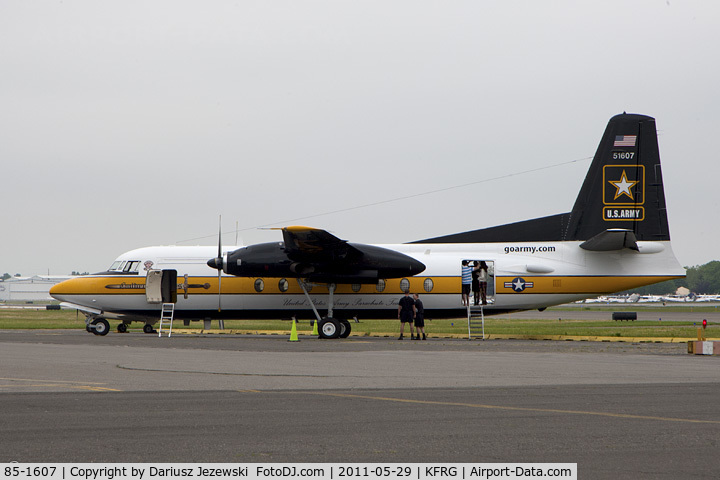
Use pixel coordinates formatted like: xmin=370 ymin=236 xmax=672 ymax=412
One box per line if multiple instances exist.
xmin=49 ymin=277 xmax=79 ymax=302
xmin=49 ymin=282 xmax=63 ymax=300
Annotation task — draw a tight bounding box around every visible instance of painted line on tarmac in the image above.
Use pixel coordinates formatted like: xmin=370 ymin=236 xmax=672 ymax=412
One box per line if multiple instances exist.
xmin=0 ymin=376 xmax=121 ymax=392
xmin=171 ymin=329 xmax=710 ymax=343
xmin=279 ymin=391 xmax=720 ymax=425
xmin=0 ymin=376 xmax=107 ymax=385
xmin=70 ymin=386 xmax=123 ymax=392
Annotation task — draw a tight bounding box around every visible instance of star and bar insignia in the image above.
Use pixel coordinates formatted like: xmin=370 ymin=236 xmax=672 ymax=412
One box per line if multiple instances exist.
xmin=504 ymin=277 xmax=534 ymax=292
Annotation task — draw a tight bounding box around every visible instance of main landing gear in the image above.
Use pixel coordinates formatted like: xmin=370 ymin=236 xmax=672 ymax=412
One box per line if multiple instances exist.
xmin=316 ymin=317 xmax=352 ymax=339
xmin=297 ymin=279 xmax=352 ymax=340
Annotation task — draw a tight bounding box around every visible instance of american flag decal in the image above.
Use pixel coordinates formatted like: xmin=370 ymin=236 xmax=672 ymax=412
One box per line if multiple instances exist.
xmin=614 ymin=135 xmax=637 ymax=147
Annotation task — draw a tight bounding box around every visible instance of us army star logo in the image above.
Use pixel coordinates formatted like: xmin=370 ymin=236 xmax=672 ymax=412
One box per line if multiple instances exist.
xmin=609 ymin=170 xmax=638 ymax=201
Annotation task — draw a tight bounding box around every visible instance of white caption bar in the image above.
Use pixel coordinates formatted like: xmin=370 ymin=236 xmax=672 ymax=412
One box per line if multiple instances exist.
xmin=2 ymin=464 xmax=576 ymax=480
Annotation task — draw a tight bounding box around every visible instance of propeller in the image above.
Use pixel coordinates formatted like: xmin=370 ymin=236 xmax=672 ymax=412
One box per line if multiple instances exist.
xmin=217 ymin=216 xmax=222 ymax=312
xmin=206 ymin=215 xmax=223 ymax=312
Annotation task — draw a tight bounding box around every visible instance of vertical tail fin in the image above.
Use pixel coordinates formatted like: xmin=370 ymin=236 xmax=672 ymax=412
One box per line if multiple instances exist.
xmin=566 ymin=113 xmax=670 ymax=241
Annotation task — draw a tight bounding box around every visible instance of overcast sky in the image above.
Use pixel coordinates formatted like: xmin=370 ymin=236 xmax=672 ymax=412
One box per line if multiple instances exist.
xmin=1 ymin=1 xmax=718 ymax=275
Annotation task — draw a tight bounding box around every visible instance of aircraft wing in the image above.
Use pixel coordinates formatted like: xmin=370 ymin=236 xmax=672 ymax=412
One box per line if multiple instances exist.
xmin=280 ymin=226 xmax=362 ymax=261
xmin=214 ymin=226 xmax=425 ymax=282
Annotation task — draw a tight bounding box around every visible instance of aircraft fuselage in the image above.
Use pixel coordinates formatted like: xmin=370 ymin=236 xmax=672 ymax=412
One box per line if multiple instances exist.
xmin=50 ymin=239 xmax=683 ymax=321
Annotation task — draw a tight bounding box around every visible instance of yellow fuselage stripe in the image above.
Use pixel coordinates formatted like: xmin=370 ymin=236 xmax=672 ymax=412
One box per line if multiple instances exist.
xmin=51 ymin=275 xmax=682 ymax=296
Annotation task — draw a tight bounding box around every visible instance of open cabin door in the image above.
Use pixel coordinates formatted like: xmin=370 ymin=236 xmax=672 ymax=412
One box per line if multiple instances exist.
xmin=146 ymin=269 xmax=177 ymax=304
xmin=463 ymin=260 xmax=495 ymax=306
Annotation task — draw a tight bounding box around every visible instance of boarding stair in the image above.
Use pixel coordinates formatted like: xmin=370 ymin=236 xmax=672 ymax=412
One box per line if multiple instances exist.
xmin=467 ymin=305 xmax=485 ymax=340
xmin=158 ymin=303 xmax=175 ymax=337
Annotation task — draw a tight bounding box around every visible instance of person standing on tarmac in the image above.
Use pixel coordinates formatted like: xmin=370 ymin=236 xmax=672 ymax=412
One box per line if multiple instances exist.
xmin=397 ymin=290 xmax=416 ymax=340
xmin=413 ymin=293 xmax=426 ymax=340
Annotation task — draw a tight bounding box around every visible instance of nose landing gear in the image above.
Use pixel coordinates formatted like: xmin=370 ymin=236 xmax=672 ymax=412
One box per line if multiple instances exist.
xmin=85 ymin=317 xmax=110 ymax=336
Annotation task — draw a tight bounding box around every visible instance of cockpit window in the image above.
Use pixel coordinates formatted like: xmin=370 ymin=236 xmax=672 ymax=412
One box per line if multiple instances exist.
xmin=124 ymin=261 xmax=140 ymax=272
xmin=108 ymin=260 xmax=141 ymax=273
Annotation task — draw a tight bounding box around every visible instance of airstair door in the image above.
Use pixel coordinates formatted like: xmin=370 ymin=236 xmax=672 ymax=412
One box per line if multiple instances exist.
xmin=146 ymin=269 xmax=177 ymax=304
xmin=146 ymin=270 xmax=163 ymax=304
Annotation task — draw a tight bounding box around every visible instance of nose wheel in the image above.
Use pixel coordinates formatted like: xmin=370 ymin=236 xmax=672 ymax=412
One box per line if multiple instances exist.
xmin=89 ymin=318 xmax=110 ymax=336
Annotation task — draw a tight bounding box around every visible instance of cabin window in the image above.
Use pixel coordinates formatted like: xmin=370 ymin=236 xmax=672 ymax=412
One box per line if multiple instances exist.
xmin=351 ymin=283 xmax=361 ymax=293
xmin=376 ymin=279 xmax=386 ymax=293
xmin=278 ymin=278 xmax=289 ymax=292
xmin=400 ymin=278 xmax=410 ymax=293
xmin=423 ymin=278 xmax=434 ymax=293
xmin=254 ymin=279 xmax=264 ymax=293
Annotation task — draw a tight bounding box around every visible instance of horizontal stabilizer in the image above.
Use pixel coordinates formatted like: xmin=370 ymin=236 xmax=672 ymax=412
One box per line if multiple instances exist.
xmin=580 ymin=229 xmax=638 ymax=251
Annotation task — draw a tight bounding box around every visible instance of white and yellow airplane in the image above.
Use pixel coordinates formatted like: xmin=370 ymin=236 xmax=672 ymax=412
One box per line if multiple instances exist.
xmin=50 ymin=113 xmax=685 ymax=337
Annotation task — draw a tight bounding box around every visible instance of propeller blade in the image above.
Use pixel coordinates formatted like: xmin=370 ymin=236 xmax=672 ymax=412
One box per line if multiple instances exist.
xmin=218 ymin=215 xmax=222 ymax=312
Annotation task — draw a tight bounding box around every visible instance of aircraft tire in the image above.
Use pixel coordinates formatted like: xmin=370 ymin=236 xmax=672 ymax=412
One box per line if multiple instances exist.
xmin=318 ymin=317 xmax=341 ymax=339
xmin=91 ymin=318 xmax=110 ymax=336
xmin=143 ymin=324 xmax=154 ymax=334
xmin=117 ymin=323 xmax=128 ymax=333
xmin=339 ymin=319 xmax=351 ymax=338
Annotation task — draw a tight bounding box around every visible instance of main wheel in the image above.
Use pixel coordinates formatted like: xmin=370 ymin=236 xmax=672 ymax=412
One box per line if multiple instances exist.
xmin=339 ymin=318 xmax=351 ymax=338
xmin=318 ymin=317 xmax=341 ymax=339
xmin=143 ymin=324 xmax=155 ymax=334
xmin=117 ymin=323 xmax=128 ymax=333
xmin=91 ymin=318 xmax=110 ymax=336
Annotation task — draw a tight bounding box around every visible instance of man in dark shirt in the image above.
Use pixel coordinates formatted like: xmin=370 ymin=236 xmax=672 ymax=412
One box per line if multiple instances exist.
xmin=397 ymin=291 xmax=416 ymax=340
xmin=413 ymin=293 xmax=426 ymax=340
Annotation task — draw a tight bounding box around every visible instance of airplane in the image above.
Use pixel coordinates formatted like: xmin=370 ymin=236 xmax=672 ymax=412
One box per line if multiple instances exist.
xmin=50 ymin=113 xmax=686 ymax=337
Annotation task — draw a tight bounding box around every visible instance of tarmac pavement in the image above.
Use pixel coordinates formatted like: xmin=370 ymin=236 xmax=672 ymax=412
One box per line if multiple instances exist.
xmin=1 ymin=330 xmax=719 ymax=479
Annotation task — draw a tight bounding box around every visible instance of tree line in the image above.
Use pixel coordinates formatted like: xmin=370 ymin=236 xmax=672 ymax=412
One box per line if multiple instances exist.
xmin=625 ymin=261 xmax=720 ymax=295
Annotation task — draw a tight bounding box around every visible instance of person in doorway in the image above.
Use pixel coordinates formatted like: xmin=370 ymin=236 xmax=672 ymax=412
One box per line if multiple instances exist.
xmin=413 ymin=293 xmax=426 ymax=340
xmin=397 ymin=290 xmax=416 ymax=340
xmin=477 ymin=261 xmax=489 ymax=305
xmin=461 ymin=260 xmax=472 ymax=306
xmin=471 ymin=261 xmax=481 ymax=306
